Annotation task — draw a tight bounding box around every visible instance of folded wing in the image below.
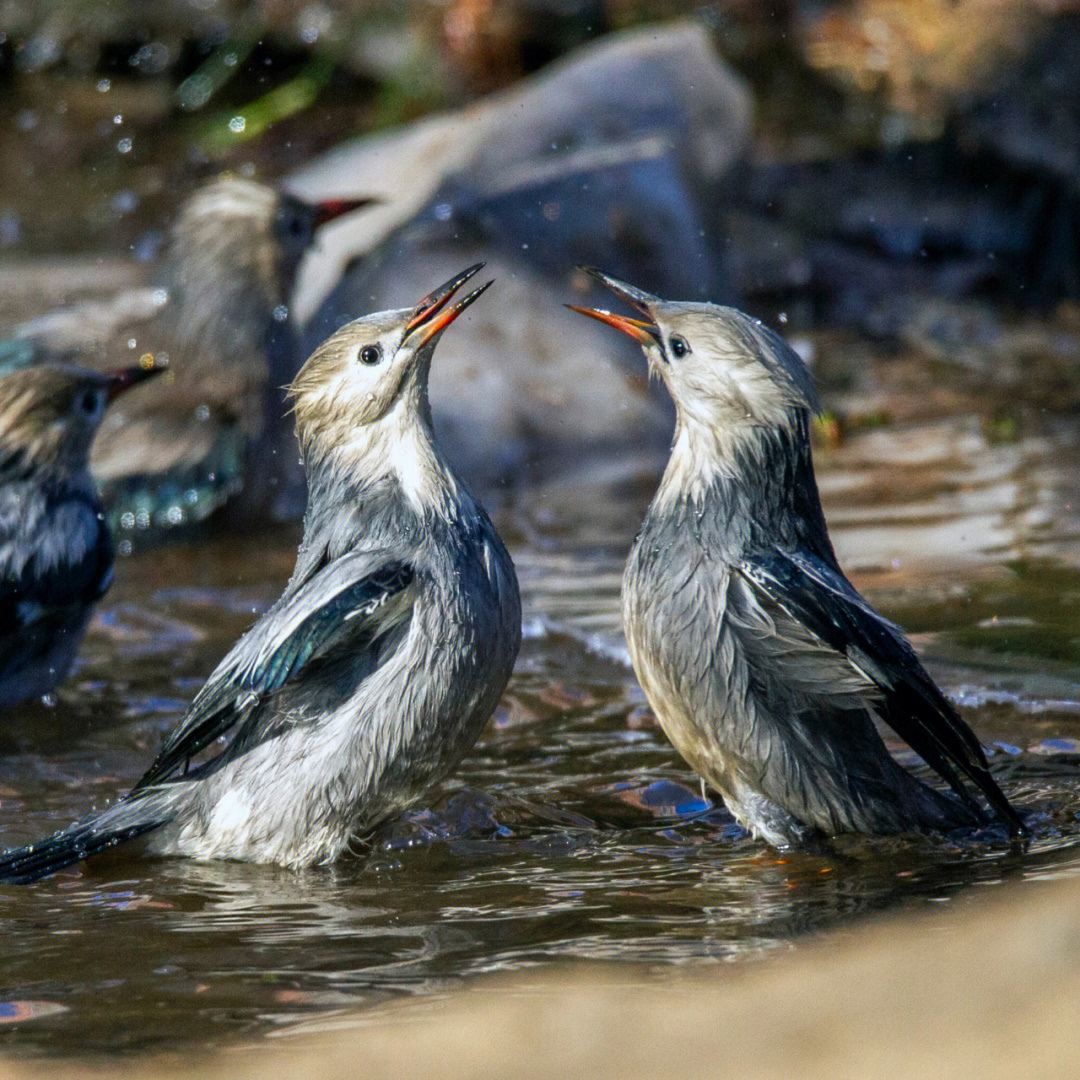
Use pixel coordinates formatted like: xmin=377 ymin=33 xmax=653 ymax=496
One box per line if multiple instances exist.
xmin=736 ymin=548 xmax=1024 ymax=835
xmin=133 ymin=551 xmax=414 ymax=790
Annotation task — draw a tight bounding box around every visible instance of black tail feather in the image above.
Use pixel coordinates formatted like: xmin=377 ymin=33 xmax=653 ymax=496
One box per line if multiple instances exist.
xmin=0 ymin=789 xmax=182 ymax=884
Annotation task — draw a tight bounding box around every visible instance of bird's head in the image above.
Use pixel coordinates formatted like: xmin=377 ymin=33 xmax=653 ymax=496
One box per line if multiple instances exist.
xmin=0 ymin=361 xmax=165 ymax=478
xmin=168 ymin=178 xmax=373 ymax=356
xmin=287 ymin=264 xmax=492 ymax=474
xmin=569 ymin=268 xmax=818 ymax=443
xmin=271 ymin=192 xmax=376 ymax=285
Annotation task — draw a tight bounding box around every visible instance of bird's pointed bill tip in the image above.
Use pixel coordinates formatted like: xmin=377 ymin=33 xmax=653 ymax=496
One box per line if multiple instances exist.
xmin=311 ymin=196 xmax=379 ymax=227
xmin=107 ymin=358 xmax=167 ymax=400
xmin=410 ymin=276 xmax=494 ymax=348
xmin=566 ymin=304 xmax=660 ymax=346
xmin=575 ymin=267 xmax=660 ymax=316
xmin=406 ymin=264 xmax=488 ymax=339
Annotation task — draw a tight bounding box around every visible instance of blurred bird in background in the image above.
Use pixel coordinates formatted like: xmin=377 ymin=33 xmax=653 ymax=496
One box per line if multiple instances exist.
xmin=0 ymin=177 xmax=372 ymax=537
xmin=0 ymin=264 xmax=520 ymax=882
xmin=0 ymin=360 xmax=164 ymax=709
xmin=571 ymin=269 xmax=1026 ymax=847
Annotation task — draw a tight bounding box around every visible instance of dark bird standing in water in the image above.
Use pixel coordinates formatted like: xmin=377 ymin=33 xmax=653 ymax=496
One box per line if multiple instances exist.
xmin=0 ymin=361 xmax=163 ymax=709
xmin=571 ymin=269 xmax=1025 ymax=847
xmin=0 ymin=266 xmax=520 ymax=882
xmin=1 ymin=178 xmax=371 ymax=531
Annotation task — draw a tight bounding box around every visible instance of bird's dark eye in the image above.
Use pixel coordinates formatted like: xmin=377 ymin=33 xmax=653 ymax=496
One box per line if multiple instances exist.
xmin=80 ymin=391 xmax=100 ymax=414
xmin=358 ymin=345 xmax=382 ymax=366
xmin=288 ymin=216 xmax=306 ymax=237
xmin=669 ymin=335 xmax=689 ymax=358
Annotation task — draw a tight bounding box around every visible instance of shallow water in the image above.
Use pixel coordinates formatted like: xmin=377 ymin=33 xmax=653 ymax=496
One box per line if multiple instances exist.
xmin=3 ymin=414 xmax=1080 ymax=1057
xmin=3 ymin=36 xmax=1080 ymax=1057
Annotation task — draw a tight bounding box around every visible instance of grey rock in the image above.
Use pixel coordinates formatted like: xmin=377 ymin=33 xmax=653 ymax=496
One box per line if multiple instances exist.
xmin=290 ymin=21 xmax=751 ymax=498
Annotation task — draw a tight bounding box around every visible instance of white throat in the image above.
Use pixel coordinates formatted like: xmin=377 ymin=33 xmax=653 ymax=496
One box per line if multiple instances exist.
xmin=320 ymin=396 xmax=460 ymax=515
xmin=654 ymin=413 xmax=760 ymax=510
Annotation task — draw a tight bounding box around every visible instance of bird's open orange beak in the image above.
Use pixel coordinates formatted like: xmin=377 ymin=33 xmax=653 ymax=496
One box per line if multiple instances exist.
xmin=565 ymin=306 xmax=661 ymax=345
xmin=566 ymin=266 xmax=661 ymax=345
xmin=107 ymin=358 xmax=166 ymax=402
xmin=311 ymin=197 xmax=377 ymax=228
xmin=405 ymin=264 xmax=494 ymax=348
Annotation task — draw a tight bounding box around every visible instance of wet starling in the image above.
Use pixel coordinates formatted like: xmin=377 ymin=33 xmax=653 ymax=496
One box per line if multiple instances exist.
xmin=0 ymin=361 xmax=163 ymax=709
xmin=0 ymin=265 xmax=520 ymax=881
xmin=571 ymin=269 xmax=1025 ymax=847
xmin=1 ymin=178 xmax=371 ymax=532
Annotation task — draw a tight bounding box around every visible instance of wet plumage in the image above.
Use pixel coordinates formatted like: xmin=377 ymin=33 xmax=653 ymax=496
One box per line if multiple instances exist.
xmin=0 ymin=362 xmax=163 ymax=708
xmin=0 ymin=266 xmax=520 ymax=881
xmin=571 ymin=269 xmax=1025 ymax=847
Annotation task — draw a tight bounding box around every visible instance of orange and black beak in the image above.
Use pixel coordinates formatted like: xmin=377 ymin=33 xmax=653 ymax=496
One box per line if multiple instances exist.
xmin=106 ymin=358 xmax=166 ymax=402
xmin=566 ymin=266 xmax=661 ymax=346
xmin=404 ymin=263 xmax=494 ymax=348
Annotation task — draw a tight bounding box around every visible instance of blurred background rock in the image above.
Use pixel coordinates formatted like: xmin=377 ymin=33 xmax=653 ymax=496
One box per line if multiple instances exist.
xmin=0 ymin=0 xmax=1078 ymax=533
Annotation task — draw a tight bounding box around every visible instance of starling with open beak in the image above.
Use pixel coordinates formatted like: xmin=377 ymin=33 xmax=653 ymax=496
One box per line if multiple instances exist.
xmin=0 ymin=361 xmax=164 ymax=709
xmin=0 ymin=265 xmax=520 ymax=881
xmin=570 ymin=269 xmax=1026 ymax=847
xmin=1 ymin=178 xmax=372 ymax=533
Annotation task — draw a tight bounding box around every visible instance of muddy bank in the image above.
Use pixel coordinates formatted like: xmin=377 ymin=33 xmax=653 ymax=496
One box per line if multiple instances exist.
xmin=2 ymin=868 xmax=1076 ymax=1078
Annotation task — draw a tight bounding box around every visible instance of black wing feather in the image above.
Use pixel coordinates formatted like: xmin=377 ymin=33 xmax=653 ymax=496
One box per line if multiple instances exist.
xmin=133 ymin=554 xmax=414 ymax=790
xmin=738 ymin=548 xmax=1025 ymax=836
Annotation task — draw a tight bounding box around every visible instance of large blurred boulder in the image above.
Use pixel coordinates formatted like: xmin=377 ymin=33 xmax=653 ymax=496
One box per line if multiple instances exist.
xmin=288 ymin=20 xmax=752 ymax=498
xmin=736 ymin=4 xmax=1080 ymax=332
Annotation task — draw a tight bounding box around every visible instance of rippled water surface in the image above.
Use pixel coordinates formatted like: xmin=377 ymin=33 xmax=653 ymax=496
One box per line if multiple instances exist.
xmin=3 ymin=415 xmax=1080 ymax=1057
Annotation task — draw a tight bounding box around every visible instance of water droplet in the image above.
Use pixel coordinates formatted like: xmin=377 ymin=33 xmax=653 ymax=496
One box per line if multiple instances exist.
xmin=112 ymin=190 xmax=138 ymax=214
xmin=272 ymin=304 xmax=288 ymax=322
xmin=228 ymin=115 xmax=246 ymax=134
xmin=96 ymin=78 xmax=111 ymax=92
xmin=116 ymin=137 xmax=132 ymax=154
xmin=777 ymin=311 xmax=788 ymax=324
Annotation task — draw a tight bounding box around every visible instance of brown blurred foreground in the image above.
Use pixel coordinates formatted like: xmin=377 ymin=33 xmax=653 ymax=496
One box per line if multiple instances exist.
xmin=5 ymin=871 xmax=1078 ymax=1079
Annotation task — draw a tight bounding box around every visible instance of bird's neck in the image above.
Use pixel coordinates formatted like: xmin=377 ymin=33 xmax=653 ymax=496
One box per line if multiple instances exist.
xmin=651 ymin=408 xmax=837 ymax=560
xmin=163 ymin=234 xmax=285 ymax=372
xmin=300 ymin=396 xmax=468 ymax=547
xmin=0 ymin=434 xmax=94 ymax=495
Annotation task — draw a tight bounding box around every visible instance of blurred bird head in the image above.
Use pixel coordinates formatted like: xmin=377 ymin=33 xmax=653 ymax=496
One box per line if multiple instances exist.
xmin=287 ymin=264 xmax=492 ymax=474
xmin=0 ymin=362 xmax=164 ymax=479
xmin=168 ymin=177 xmax=373 ymax=360
xmin=569 ymin=268 xmax=819 ymax=443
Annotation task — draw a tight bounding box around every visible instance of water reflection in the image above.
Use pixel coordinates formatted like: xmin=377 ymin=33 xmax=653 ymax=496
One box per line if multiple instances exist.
xmin=2 ymin=416 xmax=1080 ymax=1055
